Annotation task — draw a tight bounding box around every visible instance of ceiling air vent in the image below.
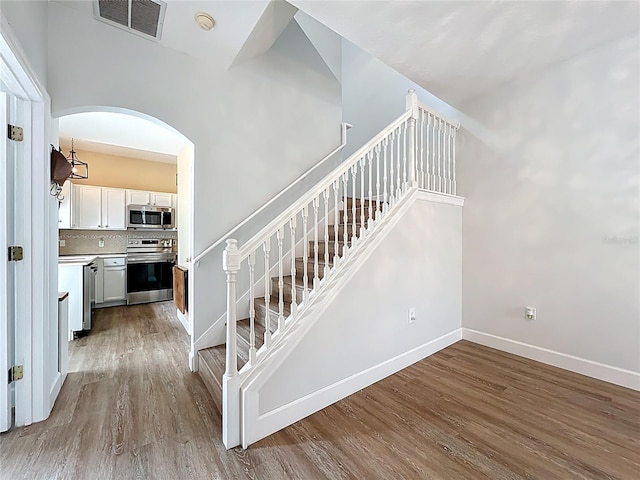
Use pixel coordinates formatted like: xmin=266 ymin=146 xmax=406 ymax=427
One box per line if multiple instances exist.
xmin=94 ymin=0 xmax=167 ymax=41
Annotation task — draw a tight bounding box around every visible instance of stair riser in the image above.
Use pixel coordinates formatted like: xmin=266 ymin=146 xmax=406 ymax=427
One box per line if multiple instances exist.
xmin=270 ymin=278 xmax=305 ymax=304
xmin=339 ymin=205 xmax=381 ymax=222
xmin=294 ymin=259 xmax=327 ymax=280
xmin=254 ymin=301 xmax=290 ymax=329
xmin=308 ymin=241 xmax=348 ymax=257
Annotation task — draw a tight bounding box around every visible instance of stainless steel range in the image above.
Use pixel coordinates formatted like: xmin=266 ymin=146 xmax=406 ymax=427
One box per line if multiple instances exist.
xmin=126 ymin=238 xmax=177 ymax=305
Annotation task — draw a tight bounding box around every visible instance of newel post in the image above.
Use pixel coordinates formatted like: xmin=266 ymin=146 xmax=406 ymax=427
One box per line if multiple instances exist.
xmin=222 ymin=239 xmax=242 ymax=448
xmin=406 ymin=89 xmax=418 ymax=187
xmin=222 ymin=239 xmax=240 ymax=377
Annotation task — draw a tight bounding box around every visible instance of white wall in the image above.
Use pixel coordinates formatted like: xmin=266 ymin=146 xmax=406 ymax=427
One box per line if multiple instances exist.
xmin=457 ymin=34 xmax=640 ymax=374
xmin=45 ymin=3 xmax=342 ymax=349
xmin=257 ymin=194 xmax=462 ymax=413
xmin=0 ymin=0 xmax=48 ymax=86
xmin=341 ymin=38 xmax=462 ymax=158
xmin=176 ymin=143 xmax=192 ymax=268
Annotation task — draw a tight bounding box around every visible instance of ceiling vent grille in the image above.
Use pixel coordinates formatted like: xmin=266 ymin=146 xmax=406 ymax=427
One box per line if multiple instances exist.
xmin=94 ymin=0 xmax=167 ymax=41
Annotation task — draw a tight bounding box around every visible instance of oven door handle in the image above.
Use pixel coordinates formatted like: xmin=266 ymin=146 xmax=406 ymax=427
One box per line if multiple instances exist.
xmin=127 ymin=256 xmax=176 ymax=264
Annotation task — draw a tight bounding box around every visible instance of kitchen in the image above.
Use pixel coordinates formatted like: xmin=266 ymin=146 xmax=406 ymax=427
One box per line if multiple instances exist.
xmin=56 ymin=111 xmax=192 ymax=339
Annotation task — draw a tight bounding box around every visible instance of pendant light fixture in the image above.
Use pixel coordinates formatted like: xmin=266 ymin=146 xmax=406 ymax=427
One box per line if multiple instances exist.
xmin=67 ymin=138 xmax=89 ymax=179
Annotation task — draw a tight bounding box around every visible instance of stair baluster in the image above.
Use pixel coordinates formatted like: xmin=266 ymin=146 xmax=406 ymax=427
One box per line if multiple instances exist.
xmin=383 ymin=138 xmax=388 ymax=211
xmin=323 ymin=189 xmax=330 ymax=280
xmin=375 ymin=145 xmax=381 ymax=221
xmin=277 ymin=227 xmax=285 ymax=333
xmin=452 ymin=126 xmax=457 ymax=195
xmin=313 ymin=197 xmax=319 ymax=290
xmin=396 ymin=126 xmax=402 ymax=200
xmin=368 ymin=151 xmax=373 ymax=228
xmin=248 ymin=253 xmax=256 ymax=366
xmin=302 ymin=206 xmax=309 ymax=304
xmin=289 ymin=216 xmax=297 ymax=317
xmin=359 ymin=158 xmax=365 ymax=237
xmin=419 ymin=110 xmax=424 ymax=189
xmin=351 ymin=166 xmax=357 ymax=245
xmin=342 ymin=173 xmax=349 ymax=257
xmin=333 ymin=181 xmax=339 ymax=267
xmin=402 ymin=121 xmax=408 ymax=191
xmin=263 ymin=239 xmax=272 ymax=349
xmin=437 ymin=118 xmax=442 ymax=193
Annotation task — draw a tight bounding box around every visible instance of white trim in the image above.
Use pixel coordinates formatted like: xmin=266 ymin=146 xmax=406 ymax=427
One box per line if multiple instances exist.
xmin=462 ymin=329 xmax=640 ymax=391
xmin=0 ymin=92 xmax=10 ymax=432
xmin=243 ymin=328 xmax=462 ymax=447
xmin=416 ymin=189 xmax=465 ymax=206
xmin=176 ymin=308 xmax=189 ymax=333
xmin=49 ymin=372 xmax=63 ymax=410
xmin=1 ymin=13 xmax=55 ymax=427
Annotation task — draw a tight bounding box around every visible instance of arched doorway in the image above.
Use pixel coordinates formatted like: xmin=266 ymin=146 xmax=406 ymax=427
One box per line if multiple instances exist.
xmin=54 ymin=107 xmax=195 ymax=367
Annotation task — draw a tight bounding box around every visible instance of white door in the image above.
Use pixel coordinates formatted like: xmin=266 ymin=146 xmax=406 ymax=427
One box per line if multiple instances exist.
xmin=1 ymin=92 xmax=24 ymax=431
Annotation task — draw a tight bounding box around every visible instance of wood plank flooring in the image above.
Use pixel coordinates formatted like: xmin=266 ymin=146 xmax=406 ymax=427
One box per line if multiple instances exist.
xmin=1 ymin=303 xmax=638 ymax=479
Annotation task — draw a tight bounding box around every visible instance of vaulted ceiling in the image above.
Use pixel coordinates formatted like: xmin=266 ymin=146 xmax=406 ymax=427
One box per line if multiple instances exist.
xmin=50 ymin=0 xmax=639 ymax=152
xmin=289 ymin=0 xmax=640 ymax=106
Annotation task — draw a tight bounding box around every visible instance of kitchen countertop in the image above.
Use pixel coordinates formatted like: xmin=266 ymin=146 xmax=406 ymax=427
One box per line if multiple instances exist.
xmin=58 ymin=255 xmax=98 ymax=266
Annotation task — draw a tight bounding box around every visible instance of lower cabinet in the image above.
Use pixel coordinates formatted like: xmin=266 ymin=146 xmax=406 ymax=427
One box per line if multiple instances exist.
xmin=94 ymin=256 xmax=127 ymax=307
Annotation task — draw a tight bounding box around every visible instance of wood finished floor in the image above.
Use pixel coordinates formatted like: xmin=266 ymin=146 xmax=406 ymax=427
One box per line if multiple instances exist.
xmin=1 ymin=302 xmax=638 ymax=479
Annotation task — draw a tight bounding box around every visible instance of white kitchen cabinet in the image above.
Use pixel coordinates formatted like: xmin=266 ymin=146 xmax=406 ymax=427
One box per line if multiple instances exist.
xmin=58 ymin=181 xmax=73 ymax=229
xmin=151 ymin=192 xmax=173 ymax=207
xmin=74 ymin=184 xmax=102 ymax=229
xmin=127 ymin=189 xmax=150 ymax=206
xmin=95 ymin=258 xmax=104 ymax=304
xmin=59 ymin=264 xmax=84 ymax=331
xmin=73 ymin=184 xmax=126 ymax=230
xmin=102 ymin=257 xmax=127 ymax=303
xmin=102 ymin=188 xmax=126 ymax=229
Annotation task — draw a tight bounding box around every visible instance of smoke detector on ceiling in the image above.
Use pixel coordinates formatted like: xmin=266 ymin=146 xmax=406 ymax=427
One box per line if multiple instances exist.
xmin=94 ymin=0 xmax=167 ymax=41
xmin=194 ymin=12 xmax=215 ymax=31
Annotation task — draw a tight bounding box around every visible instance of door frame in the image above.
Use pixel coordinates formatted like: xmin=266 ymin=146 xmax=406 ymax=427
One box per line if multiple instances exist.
xmin=1 ymin=14 xmax=56 ymax=426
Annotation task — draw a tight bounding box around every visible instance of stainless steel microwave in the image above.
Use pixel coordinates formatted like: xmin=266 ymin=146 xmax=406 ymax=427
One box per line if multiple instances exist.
xmin=127 ymin=205 xmax=174 ymax=230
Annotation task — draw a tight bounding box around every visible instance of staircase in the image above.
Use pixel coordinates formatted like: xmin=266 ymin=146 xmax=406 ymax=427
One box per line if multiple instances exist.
xmin=197 ymin=198 xmax=369 ymax=414
xmin=193 ymin=90 xmax=460 ymax=448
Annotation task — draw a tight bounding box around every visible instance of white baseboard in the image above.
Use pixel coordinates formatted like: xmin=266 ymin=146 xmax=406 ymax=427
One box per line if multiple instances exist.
xmin=462 ymin=329 xmax=640 ymax=391
xmin=48 ymin=372 xmax=63 ymax=415
xmin=242 ymin=328 xmax=462 ymax=447
xmin=176 ymin=308 xmax=189 ymax=334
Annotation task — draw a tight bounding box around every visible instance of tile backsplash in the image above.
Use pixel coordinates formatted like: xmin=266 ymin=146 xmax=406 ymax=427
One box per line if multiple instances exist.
xmin=59 ymin=230 xmax=177 ymax=255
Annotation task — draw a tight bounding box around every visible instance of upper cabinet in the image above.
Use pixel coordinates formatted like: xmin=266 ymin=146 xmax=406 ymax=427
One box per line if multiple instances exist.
xmin=126 ymin=190 xmax=172 ymax=207
xmin=58 ymin=181 xmax=73 ymax=229
xmin=60 ymin=183 xmax=176 ymax=230
xmin=74 ymin=185 xmax=102 ymax=229
xmin=151 ymin=192 xmax=173 ymax=207
xmin=72 ymin=185 xmax=126 ymax=230
xmin=127 ymin=190 xmax=150 ymax=206
xmin=102 ymin=188 xmax=126 ymax=229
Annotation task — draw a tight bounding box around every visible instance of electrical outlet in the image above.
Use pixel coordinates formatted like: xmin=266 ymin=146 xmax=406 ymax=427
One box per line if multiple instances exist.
xmin=98 ymin=238 xmax=105 ymax=248
xmin=408 ymin=307 xmax=416 ymax=324
xmin=525 ymin=307 xmax=536 ymax=320
xmin=59 ymin=239 xmax=65 ymax=247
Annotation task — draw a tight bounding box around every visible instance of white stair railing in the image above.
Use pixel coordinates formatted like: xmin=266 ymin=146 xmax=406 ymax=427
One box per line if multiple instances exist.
xmin=220 ymin=90 xmax=459 ymax=448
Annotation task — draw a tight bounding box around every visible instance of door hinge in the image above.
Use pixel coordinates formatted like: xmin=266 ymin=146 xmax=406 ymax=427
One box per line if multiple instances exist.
xmin=8 ymin=365 xmax=23 ymax=383
xmin=8 ymin=246 xmax=24 ymax=262
xmin=8 ymin=124 xmax=24 ymax=142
